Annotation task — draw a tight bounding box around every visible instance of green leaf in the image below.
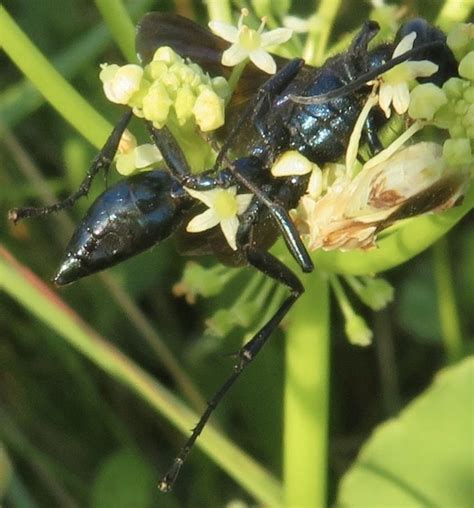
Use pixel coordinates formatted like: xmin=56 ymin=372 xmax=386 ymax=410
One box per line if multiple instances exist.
xmin=91 ymin=448 xmax=154 ymax=508
xmin=337 ymin=357 xmax=474 ymax=507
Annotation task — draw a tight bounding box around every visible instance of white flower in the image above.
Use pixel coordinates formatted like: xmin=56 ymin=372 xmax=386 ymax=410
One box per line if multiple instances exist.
xmin=99 ymin=64 xmax=144 ymax=105
xmin=185 ymin=187 xmax=253 ymax=250
xmin=209 ymin=9 xmax=293 ymax=74
xmin=378 ymin=32 xmax=439 ymax=118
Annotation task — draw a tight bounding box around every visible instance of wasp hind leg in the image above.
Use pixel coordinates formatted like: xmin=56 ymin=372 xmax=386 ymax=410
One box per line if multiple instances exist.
xmin=159 ymin=247 xmax=304 ymax=492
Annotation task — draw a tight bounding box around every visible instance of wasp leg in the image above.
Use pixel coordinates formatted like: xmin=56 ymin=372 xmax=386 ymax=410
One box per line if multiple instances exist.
xmin=147 ymin=124 xmax=226 ymax=190
xmin=158 ymin=248 xmax=304 ymax=492
xmin=364 ymin=114 xmax=384 ymax=155
xmin=215 ymin=58 xmax=305 ymax=169
xmin=231 ymin=158 xmax=314 ymax=273
xmin=9 ymin=110 xmax=133 ymax=223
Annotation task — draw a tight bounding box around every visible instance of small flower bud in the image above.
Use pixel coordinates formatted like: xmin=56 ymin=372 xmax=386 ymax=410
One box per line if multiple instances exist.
xmin=142 ymin=82 xmax=173 ymax=127
xmin=175 ymin=86 xmax=196 ymax=125
xmin=442 ymin=138 xmax=472 ymax=166
xmin=442 ymin=77 xmax=466 ymax=99
xmin=459 ymin=51 xmax=474 ymax=81
xmin=100 ymin=64 xmax=143 ymax=105
xmin=193 ymin=88 xmax=225 ymax=131
xmin=152 ymin=46 xmax=181 ymax=64
xmin=359 ymin=278 xmax=395 ymax=311
xmin=409 ymin=83 xmax=447 ymax=121
xmin=345 ymin=314 xmax=373 ymax=346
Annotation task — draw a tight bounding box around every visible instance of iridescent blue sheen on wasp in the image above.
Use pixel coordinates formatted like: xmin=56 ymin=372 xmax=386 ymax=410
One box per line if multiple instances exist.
xmin=9 ymin=13 xmax=458 ymax=491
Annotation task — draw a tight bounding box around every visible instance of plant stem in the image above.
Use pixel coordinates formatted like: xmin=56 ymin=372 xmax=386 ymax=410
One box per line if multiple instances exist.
xmin=284 ymin=270 xmax=330 ymax=508
xmin=433 ymin=237 xmax=463 ymax=363
xmin=207 ymin=0 xmax=232 ymax=23
xmin=303 ymin=0 xmax=342 ymax=65
xmin=94 ymin=0 xmax=137 ymax=62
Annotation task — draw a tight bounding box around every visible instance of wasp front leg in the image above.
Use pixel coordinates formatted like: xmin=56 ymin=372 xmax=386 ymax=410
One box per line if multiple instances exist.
xmin=9 ymin=110 xmax=133 ymax=223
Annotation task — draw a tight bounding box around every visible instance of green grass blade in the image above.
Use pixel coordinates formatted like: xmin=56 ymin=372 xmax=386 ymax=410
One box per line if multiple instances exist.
xmin=0 ymin=6 xmax=111 ymax=149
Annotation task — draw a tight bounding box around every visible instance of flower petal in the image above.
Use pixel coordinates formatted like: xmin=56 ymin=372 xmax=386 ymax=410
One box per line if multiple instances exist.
xmin=392 ymin=83 xmax=410 ymax=114
xmin=220 ymin=217 xmax=240 ymax=250
xmin=222 ymin=44 xmax=249 ymax=67
xmin=260 ymin=27 xmax=293 ymax=47
xmin=186 ymin=209 xmax=220 ymax=233
xmin=249 ymin=48 xmax=276 ymax=74
xmin=392 ymin=32 xmax=416 ymax=58
xmin=406 ymin=60 xmax=439 ymax=79
xmin=184 ymin=187 xmax=219 ymax=208
xmin=378 ymin=84 xmax=393 ymax=118
xmin=208 ymin=21 xmax=239 ymax=43
xmin=236 ymin=194 xmax=253 ymax=214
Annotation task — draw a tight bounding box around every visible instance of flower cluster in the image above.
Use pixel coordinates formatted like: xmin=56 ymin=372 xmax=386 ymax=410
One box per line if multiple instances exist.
xmin=409 ymin=28 xmax=474 ymax=148
xmin=100 ymin=47 xmax=230 ymax=132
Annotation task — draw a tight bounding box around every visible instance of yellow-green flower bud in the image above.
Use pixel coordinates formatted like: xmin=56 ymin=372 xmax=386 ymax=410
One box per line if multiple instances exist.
xmin=359 ymin=278 xmax=394 ymax=311
xmin=465 ymin=87 xmax=474 ymax=104
xmin=449 ymin=123 xmax=466 ymax=139
xmin=459 ymin=51 xmax=474 ymax=81
xmin=442 ymin=77 xmax=466 ymax=99
xmin=193 ymin=88 xmax=225 ymax=131
xmin=409 ymin=83 xmax=447 ymax=121
xmin=142 ymin=82 xmax=173 ymax=127
xmin=160 ymin=70 xmax=181 ymax=95
xmin=100 ymin=63 xmax=143 ymax=105
xmin=212 ymin=76 xmax=231 ymax=100
xmin=152 ymin=46 xmax=181 ymax=64
xmin=443 ymin=138 xmax=472 ymax=166
xmin=175 ymin=86 xmax=196 ymax=125
xmin=147 ymin=61 xmax=168 ymax=80
xmin=345 ymin=314 xmax=373 ymax=346
xmin=127 ymin=78 xmax=151 ymax=110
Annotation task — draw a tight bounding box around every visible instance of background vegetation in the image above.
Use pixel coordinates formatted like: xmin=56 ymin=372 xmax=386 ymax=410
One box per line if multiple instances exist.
xmin=0 ymin=0 xmax=472 ymax=506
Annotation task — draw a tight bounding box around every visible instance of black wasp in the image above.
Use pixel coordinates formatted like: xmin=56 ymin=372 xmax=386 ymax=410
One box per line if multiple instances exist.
xmin=9 ymin=13 xmax=457 ymax=491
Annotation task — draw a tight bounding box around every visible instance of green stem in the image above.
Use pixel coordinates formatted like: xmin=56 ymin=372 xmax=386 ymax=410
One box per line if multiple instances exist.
xmin=94 ymin=0 xmax=137 ymax=62
xmin=284 ymin=270 xmax=330 ymax=508
xmin=0 ymin=246 xmax=283 ymax=506
xmin=328 ymin=274 xmax=353 ymax=320
xmin=207 ymin=0 xmax=232 ymax=23
xmin=303 ymin=0 xmax=342 ymax=65
xmin=433 ymin=237 xmax=463 ymax=363
xmin=0 ymin=6 xmax=111 ymax=150
xmin=227 ymin=60 xmax=248 ymax=95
